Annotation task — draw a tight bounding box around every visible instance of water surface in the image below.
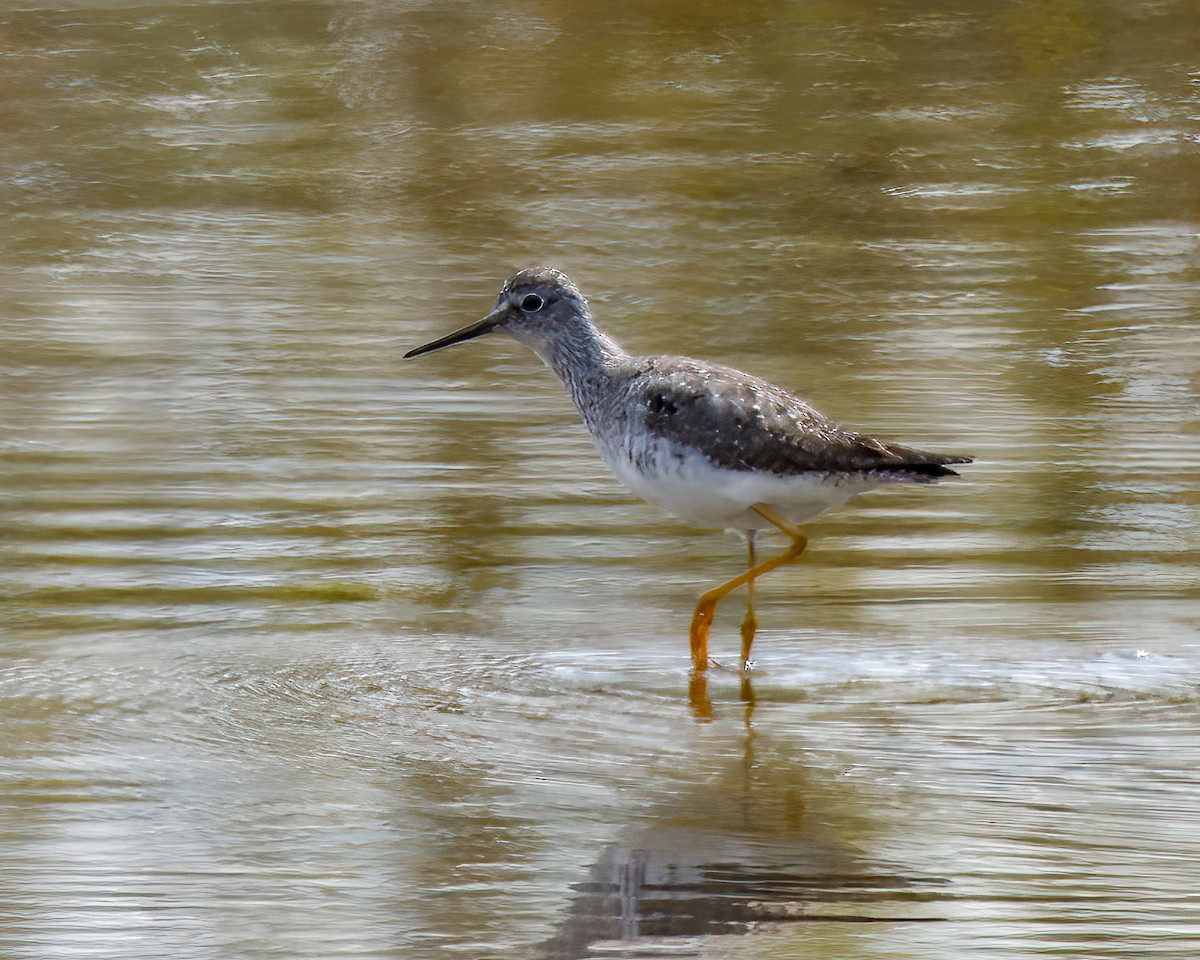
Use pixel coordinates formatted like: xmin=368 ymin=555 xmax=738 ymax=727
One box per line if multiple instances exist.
xmin=2 ymin=1 xmax=1199 ymax=958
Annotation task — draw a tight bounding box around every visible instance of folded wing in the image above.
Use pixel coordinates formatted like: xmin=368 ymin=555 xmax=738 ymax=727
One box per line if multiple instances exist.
xmin=633 ymin=357 xmax=971 ymax=479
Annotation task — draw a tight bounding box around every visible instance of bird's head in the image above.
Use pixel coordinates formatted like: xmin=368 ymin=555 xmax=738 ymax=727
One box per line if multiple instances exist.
xmin=404 ymin=266 xmax=590 ymax=360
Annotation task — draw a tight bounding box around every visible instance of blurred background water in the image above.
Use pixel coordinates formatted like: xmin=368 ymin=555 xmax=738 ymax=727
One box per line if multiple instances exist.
xmin=2 ymin=1 xmax=1199 ymax=958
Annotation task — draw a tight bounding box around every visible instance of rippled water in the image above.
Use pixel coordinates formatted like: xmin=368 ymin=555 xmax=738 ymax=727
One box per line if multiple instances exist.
xmin=2 ymin=2 xmax=1199 ymax=958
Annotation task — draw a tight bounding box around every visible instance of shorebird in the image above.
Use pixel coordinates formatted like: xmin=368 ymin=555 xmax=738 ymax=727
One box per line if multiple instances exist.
xmin=404 ymin=267 xmax=970 ymax=673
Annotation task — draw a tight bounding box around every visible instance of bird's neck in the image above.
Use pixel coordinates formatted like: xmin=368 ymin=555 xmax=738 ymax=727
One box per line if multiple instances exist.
xmin=518 ymin=318 xmax=629 ymax=406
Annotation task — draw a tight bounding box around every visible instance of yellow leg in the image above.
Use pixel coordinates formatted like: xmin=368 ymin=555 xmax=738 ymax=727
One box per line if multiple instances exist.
xmin=739 ymin=533 xmax=759 ymax=669
xmin=689 ymin=504 xmax=809 ymax=672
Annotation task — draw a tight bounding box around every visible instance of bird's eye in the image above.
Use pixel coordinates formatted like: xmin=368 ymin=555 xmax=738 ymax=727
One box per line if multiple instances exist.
xmin=520 ymin=293 xmax=544 ymax=313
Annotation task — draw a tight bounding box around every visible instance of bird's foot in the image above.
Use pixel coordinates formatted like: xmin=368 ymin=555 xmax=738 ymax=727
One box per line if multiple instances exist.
xmin=689 ymin=600 xmax=716 ymax=671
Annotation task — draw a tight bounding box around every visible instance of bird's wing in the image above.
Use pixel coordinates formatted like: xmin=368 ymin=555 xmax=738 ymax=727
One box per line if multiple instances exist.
xmin=631 ymin=357 xmax=969 ymax=477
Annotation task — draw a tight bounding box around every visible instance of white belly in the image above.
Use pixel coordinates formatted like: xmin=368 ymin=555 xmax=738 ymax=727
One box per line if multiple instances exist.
xmin=601 ymin=436 xmax=873 ymax=531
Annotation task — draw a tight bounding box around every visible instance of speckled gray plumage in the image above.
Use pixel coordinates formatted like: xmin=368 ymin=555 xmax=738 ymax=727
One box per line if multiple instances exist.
xmin=625 ymin=355 xmax=968 ymax=479
xmin=527 ymin=319 xmax=968 ymax=484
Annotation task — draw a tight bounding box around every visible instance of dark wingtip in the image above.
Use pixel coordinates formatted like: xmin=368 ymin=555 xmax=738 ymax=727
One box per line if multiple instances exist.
xmin=886 ymin=453 xmax=973 ymax=478
xmin=911 ymin=463 xmax=960 ymax=478
xmin=923 ymin=454 xmax=973 ymax=476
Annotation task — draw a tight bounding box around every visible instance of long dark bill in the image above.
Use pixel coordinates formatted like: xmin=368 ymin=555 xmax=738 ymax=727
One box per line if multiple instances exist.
xmin=403 ymin=308 xmax=505 ymax=359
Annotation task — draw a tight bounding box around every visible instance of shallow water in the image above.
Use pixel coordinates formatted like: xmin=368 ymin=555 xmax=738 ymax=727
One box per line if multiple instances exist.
xmin=2 ymin=1 xmax=1200 ymax=958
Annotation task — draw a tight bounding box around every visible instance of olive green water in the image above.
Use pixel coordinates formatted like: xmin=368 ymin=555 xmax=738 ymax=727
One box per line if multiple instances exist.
xmin=3 ymin=2 xmax=1200 ymax=958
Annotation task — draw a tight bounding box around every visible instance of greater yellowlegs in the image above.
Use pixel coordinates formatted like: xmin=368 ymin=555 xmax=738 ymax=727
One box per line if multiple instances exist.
xmin=404 ymin=267 xmax=970 ymax=672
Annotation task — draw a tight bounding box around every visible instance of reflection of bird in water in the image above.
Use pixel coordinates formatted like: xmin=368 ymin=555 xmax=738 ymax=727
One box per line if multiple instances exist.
xmin=536 ymin=837 xmax=941 ymax=959
xmin=406 ymin=267 xmax=970 ymax=673
xmin=534 ymin=702 xmax=946 ymax=960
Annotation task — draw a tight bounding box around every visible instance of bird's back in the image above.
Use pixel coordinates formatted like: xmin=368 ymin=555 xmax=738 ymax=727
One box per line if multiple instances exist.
xmin=621 ymin=355 xmax=969 ymax=481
